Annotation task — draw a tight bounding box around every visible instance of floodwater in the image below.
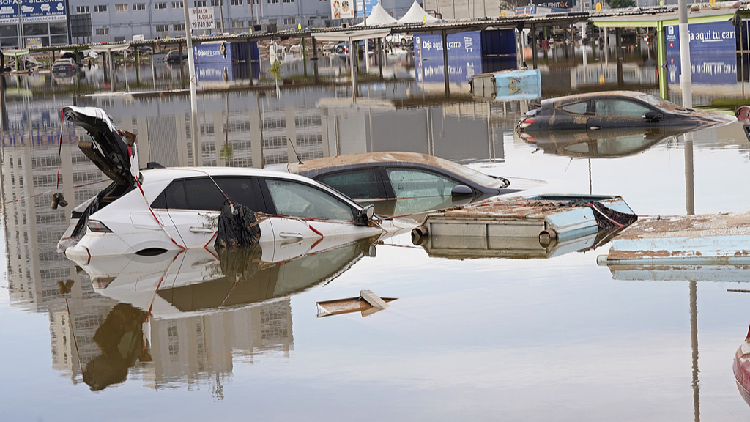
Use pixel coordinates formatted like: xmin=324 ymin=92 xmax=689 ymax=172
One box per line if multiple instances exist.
xmin=2 ymin=44 xmax=750 ymax=421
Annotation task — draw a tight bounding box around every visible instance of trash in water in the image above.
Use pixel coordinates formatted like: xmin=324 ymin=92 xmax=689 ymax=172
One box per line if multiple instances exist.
xmin=316 ymin=290 xmax=397 ymax=318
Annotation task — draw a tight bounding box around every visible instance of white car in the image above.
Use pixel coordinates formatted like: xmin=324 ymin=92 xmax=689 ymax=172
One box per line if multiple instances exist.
xmin=60 ymin=106 xmax=415 ymax=260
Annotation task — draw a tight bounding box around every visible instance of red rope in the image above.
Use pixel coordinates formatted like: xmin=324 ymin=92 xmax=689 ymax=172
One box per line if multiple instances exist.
xmin=129 ymin=145 xmax=185 ymax=250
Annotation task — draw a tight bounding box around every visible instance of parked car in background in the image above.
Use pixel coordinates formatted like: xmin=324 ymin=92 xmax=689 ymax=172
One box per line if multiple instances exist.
xmin=517 ymin=91 xmax=736 ymax=134
xmin=288 ymin=152 xmax=529 ymax=216
xmin=58 ymin=107 xmax=414 ymax=259
xmin=166 ymin=50 xmax=188 ymax=63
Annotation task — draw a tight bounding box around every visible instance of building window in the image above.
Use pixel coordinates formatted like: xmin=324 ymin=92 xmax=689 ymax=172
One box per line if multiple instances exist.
xmin=156 ymin=24 xmax=169 ymax=32
xmin=134 ymin=3 xmax=146 ymax=10
xmin=155 ymin=2 xmax=167 ymax=9
xmin=174 ymin=23 xmax=185 ymax=31
xmin=172 ymin=1 xmax=184 ymax=8
xmin=231 ymin=0 xmax=242 ymax=4
xmin=115 ymin=4 xmax=128 ymax=11
xmin=76 ymin=6 xmax=89 ymax=13
xmin=96 ymin=27 xmax=109 ymax=35
xmin=194 ymin=0 xmax=206 ymax=6
xmin=93 ymin=5 xmax=107 ymax=12
xmin=211 ymin=0 xmax=219 ymax=5
xmin=231 ymin=20 xmax=244 ymax=27
xmin=282 ymin=0 xmax=293 ymax=3
xmin=267 ymin=0 xmax=278 ymax=3
xmin=283 ymin=17 xmax=294 ymax=24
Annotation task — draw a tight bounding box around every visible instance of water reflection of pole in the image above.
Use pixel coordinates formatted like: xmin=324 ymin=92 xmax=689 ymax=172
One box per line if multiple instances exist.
xmin=684 ymin=131 xmax=694 ymax=215
xmin=0 ymin=75 xmax=7 ymax=133
xmin=690 ymin=280 xmax=700 ymax=422
xmin=441 ymin=30 xmax=450 ymax=97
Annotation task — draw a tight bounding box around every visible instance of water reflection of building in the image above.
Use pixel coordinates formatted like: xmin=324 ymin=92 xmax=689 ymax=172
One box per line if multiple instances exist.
xmin=51 ymin=295 xmax=293 ymax=390
xmin=148 ymin=300 xmax=292 ymax=389
xmin=1 ymin=98 xmax=103 ymax=312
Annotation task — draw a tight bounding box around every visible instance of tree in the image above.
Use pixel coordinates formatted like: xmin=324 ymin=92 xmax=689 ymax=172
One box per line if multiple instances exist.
xmin=608 ymin=0 xmax=636 ymax=8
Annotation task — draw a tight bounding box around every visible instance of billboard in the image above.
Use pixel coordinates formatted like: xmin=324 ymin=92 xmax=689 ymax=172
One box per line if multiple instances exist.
xmin=666 ymin=21 xmax=737 ymax=85
xmin=665 ymin=21 xmax=736 ymax=53
xmin=0 ymin=0 xmax=67 ymax=24
xmin=331 ymin=0 xmax=353 ymax=19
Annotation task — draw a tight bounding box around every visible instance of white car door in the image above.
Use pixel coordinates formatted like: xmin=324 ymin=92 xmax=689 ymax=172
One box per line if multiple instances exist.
xmin=262 ymin=178 xmax=384 ymax=253
xmin=163 ymin=177 xmax=274 ymax=249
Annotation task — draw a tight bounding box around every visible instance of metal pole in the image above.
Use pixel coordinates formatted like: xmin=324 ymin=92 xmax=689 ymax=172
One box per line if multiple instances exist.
xmin=657 ymin=23 xmax=668 ymax=99
xmin=679 ymin=0 xmax=692 ymax=108
xmin=531 ymin=23 xmax=538 ymax=69
xmin=350 ymin=36 xmax=356 ymax=100
xmin=183 ymin=0 xmax=201 ymax=165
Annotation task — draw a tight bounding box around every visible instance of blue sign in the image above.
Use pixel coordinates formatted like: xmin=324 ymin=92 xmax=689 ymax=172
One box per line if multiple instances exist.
xmin=196 ymin=63 xmax=234 ymax=82
xmin=0 ymin=1 xmax=19 ymax=24
xmin=666 ymin=21 xmax=737 ymax=85
xmin=667 ymin=50 xmax=737 ymax=85
xmin=665 ymin=21 xmax=736 ymax=53
xmin=0 ymin=0 xmax=66 ymax=24
xmin=414 ymin=31 xmax=481 ymax=60
xmin=193 ymin=42 xmax=232 ymax=64
xmin=356 ymin=0 xmax=374 ymax=18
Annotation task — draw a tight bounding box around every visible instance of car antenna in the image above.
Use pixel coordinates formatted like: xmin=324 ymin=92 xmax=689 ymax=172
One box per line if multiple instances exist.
xmin=287 ymin=137 xmax=303 ymax=165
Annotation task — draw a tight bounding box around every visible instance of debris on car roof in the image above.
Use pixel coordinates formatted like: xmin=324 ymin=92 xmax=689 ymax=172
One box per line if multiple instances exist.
xmin=316 ymin=290 xmax=397 ymax=318
xmin=411 ymin=194 xmax=637 ymax=246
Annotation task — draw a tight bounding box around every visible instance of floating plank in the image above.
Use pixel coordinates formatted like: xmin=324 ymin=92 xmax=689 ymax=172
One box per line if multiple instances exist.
xmin=316 ymin=296 xmax=397 ymax=318
xmin=360 ymin=289 xmax=389 ymax=310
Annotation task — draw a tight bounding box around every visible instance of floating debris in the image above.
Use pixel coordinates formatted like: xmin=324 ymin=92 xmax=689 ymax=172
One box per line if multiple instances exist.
xmin=598 ymin=211 xmax=750 ymax=266
xmin=412 ymin=194 xmax=636 ymax=247
xmin=316 ymin=290 xmax=397 ymax=318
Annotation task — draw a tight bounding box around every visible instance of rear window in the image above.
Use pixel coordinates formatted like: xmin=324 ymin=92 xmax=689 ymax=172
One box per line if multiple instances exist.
xmin=561 ymin=102 xmax=588 ymax=115
xmin=152 ymin=176 xmax=263 ymax=211
xmin=316 ymin=169 xmax=381 ymax=199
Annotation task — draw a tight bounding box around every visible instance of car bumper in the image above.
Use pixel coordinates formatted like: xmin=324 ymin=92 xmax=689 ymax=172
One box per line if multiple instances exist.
xmin=65 ymin=232 xmax=137 ymax=263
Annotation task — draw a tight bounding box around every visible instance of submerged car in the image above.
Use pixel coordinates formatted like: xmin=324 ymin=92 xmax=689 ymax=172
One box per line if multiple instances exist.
xmin=288 ymin=152 xmax=523 ymax=216
xmin=517 ymin=91 xmax=736 ymax=134
xmin=51 ymin=58 xmax=78 ymax=77
xmin=59 ymin=107 xmax=414 ymax=259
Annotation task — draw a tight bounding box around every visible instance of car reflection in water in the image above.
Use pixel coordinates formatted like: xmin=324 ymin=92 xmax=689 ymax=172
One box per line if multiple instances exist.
xmin=413 ymin=225 xmax=622 ymax=260
xmin=69 ymin=236 xmax=378 ymax=391
xmin=517 ymin=127 xmax=693 ymax=159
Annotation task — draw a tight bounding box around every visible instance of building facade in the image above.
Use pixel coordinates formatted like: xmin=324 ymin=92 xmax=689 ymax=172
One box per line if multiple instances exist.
xmin=67 ymin=0 xmax=419 ymax=44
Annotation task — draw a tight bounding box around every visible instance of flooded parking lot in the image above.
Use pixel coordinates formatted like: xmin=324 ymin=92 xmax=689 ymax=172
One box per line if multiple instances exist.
xmin=3 ymin=45 xmax=750 ymax=420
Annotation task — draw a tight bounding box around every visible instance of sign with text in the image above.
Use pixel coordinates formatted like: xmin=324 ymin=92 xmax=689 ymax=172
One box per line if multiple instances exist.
xmin=666 ymin=21 xmax=736 ymax=53
xmin=532 ymin=0 xmax=573 ymax=9
xmin=0 ymin=0 xmax=67 ymax=24
xmin=330 ymin=0 xmax=353 ymax=19
xmin=189 ymin=7 xmax=215 ymax=30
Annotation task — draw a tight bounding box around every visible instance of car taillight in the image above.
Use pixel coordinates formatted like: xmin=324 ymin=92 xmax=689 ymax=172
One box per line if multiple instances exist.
xmin=88 ymin=220 xmax=112 ymax=233
xmin=518 ymin=118 xmax=535 ymax=129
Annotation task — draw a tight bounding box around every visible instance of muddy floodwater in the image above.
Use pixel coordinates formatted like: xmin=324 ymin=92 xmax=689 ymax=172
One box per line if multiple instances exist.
xmin=3 ymin=46 xmax=750 ymax=421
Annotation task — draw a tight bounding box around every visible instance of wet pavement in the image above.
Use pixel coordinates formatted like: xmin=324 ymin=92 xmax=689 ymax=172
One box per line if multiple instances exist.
xmin=2 ymin=44 xmax=750 ymax=421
